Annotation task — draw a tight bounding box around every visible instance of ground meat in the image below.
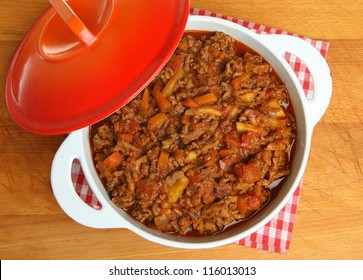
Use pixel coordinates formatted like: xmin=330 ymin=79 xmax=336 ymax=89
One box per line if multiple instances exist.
xmin=91 ymin=32 xmax=296 ymax=236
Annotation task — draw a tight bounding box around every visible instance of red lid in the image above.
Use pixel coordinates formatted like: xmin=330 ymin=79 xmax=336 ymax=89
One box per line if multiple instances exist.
xmin=6 ymin=0 xmax=190 ymax=134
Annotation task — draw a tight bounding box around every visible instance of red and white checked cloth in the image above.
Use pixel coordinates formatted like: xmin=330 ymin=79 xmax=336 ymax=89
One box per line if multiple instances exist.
xmin=71 ymin=8 xmax=329 ymax=254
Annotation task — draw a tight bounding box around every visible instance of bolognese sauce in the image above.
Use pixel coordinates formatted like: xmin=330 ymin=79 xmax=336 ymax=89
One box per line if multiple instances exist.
xmin=90 ymin=32 xmax=296 ymax=236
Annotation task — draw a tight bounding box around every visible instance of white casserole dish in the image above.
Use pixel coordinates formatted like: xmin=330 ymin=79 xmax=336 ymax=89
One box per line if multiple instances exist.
xmin=51 ymin=15 xmax=332 ymax=249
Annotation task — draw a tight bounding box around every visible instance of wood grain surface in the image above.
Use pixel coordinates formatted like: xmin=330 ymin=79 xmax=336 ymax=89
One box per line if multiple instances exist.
xmin=0 ymin=0 xmax=362 ymax=260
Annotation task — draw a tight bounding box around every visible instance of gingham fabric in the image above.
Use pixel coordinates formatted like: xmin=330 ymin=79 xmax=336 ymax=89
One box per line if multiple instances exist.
xmin=70 ymin=8 xmax=329 ymax=253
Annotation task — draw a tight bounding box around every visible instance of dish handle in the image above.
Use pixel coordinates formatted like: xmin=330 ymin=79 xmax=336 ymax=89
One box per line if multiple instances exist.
xmin=51 ymin=130 xmax=127 ymax=228
xmin=259 ymin=34 xmax=332 ymax=128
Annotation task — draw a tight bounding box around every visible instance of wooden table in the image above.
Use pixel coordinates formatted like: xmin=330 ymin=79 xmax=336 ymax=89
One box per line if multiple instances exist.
xmin=1 ymin=0 xmax=362 ymax=260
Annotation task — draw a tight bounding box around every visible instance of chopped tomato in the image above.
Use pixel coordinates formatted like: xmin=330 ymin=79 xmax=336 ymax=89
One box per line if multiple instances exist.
xmin=188 ymin=172 xmax=205 ymax=186
xmin=115 ymin=120 xmax=140 ymax=135
xmin=237 ymin=194 xmax=261 ymax=214
xmin=203 ymin=150 xmax=218 ymax=166
xmin=224 ymin=131 xmax=241 ymax=147
xmin=173 ymin=149 xmax=185 ymax=165
xmin=234 ymin=162 xmax=261 ymax=183
xmin=240 ymin=131 xmax=255 ymax=148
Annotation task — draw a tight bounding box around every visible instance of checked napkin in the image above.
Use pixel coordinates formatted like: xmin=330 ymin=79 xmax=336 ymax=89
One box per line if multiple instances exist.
xmin=71 ymin=8 xmax=330 ymax=254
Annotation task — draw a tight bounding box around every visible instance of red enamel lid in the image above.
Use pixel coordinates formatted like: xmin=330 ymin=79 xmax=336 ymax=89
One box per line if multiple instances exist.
xmin=6 ymin=0 xmax=190 ymax=134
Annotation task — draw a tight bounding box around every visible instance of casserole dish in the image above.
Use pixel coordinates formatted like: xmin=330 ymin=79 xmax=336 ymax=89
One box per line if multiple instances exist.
xmin=51 ymin=15 xmax=332 ymax=249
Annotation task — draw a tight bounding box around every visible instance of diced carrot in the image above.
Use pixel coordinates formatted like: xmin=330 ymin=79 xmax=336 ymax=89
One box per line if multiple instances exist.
xmin=147 ymin=112 xmax=168 ymax=130
xmin=182 ymin=97 xmax=200 ymax=108
xmin=194 ymin=92 xmax=218 ymax=105
xmin=162 ymin=68 xmax=184 ymax=97
xmin=202 ymin=193 xmax=215 ymax=204
xmin=181 ymin=115 xmax=191 ymax=124
xmin=158 ymin=151 xmax=169 ymax=170
xmin=116 ymin=133 xmax=133 ymax=143
xmin=104 ymin=151 xmax=122 ymax=170
xmin=184 ymin=108 xmax=196 ymax=116
xmin=167 ymin=176 xmax=189 ymax=203
xmin=140 ymin=87 xmax=150 ymax=112
xmin=219 ymin=148 xmax=233 ymax=158
xmin=231 ymin=72 xmax=251 ymax=90
xmin=155 ymin=92 xmax=172 ymax=111
xmin=152 ymin=85 xmax=172 ymax=111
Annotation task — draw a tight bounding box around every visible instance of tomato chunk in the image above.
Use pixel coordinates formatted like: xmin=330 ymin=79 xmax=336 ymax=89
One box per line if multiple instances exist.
xmin=237 ymin=194 xmax=261 ymax=214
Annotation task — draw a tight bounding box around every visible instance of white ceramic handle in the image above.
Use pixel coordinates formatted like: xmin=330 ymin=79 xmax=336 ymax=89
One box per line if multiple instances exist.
xmin=51 ymin=130 xmax=126 ymax=228
xmin=259 ymin=34 xmax=332 ymax=128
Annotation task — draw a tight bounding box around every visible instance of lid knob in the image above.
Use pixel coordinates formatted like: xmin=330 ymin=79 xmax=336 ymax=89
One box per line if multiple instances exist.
xmin=39 ymin=0 xmax=114 ymax=61
xmin=49 ymin=0 xmax=97 ymax=46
